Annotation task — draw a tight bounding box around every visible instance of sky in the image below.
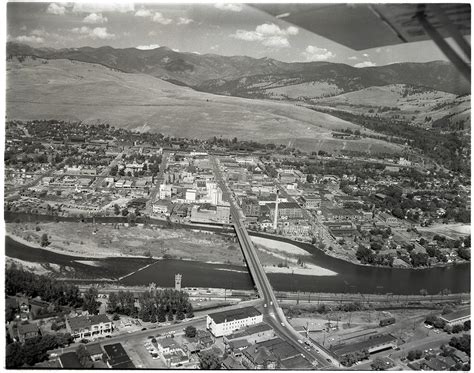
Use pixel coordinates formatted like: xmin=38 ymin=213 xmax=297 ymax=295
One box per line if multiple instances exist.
xmin=6 ymin=1 xmax=462 ymax=67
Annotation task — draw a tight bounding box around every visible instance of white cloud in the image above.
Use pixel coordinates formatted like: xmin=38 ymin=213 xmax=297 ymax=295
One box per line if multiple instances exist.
xmin=303 ymin=45 xmax=335 ymax=61
xmin=83 ymin=13 xmax=108 ymax=24
xmin=72 ymin=3 xmax=134 ymax=13
xmin=375 ymin=48 xmax=382 ymax=53
xmin=348 ymin=56 xmax=358 ymax=60
xmin=231 ymin=23 xmax=298 ymax=48
xmin=214 ymin=3 xmax=243 ymax=12
xmin=362 ymin=53 xmax=369 ymax=57
xmin=136 ymin=44 xmax=160 ymax=50
xmin=148 ymin=31 xmax=157 ymax=36
xmin=152 ymin=12 xmax=172 ymax=25
xmin=91 ymin=27 xmax=115 ymax=39
xmin=172 ymin=48 xmax=180 ymax=52
xmin=135 ymin=8 xmax=153 ymax=17
xmin=262 ymin=36 xmax=289 ymax=48
xmin=177 ymin=17 xmax=193 ymax=25
xmin=354 ymin=61 xmax=376 ymax=68
xmin=20 ymin=25 xmax=27 ymax=31
xmin=13 ymin=35 xmax=45 ymax=44
xmin=46 ymin=3 xmax=67 ymax=15
xmin=135 ymin=8 xmax=172 ymax=25
xmin=71 ymin=26 xmax=115 ymax=39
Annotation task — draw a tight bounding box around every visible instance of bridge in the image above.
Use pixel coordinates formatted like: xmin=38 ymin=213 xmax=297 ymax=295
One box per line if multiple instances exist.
xmin=212 ymin=157 xmax=339 ymax=369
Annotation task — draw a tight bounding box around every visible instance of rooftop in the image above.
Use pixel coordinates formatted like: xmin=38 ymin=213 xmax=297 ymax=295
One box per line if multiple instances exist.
xmin=208 ymin=306 xmax=261 ymax=324
xmin=440 ymin=307 xmax=470 ymax=322
xmin=17 ymin=323 xmax=40 ymax=335
xmin=257 ymin=337 xmax=300 ymax=360
xmin=332 ymin=334 xmax=397 ymax=356
xmin=59 ymin=352 xmax=82 ymax=369
xmin=226 ymin=322 xmax=273 ymax=340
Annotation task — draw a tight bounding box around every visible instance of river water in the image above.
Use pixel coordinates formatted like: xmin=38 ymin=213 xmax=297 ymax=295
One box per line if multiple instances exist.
xmin=5 ymin=231 xmax=470 ymax=295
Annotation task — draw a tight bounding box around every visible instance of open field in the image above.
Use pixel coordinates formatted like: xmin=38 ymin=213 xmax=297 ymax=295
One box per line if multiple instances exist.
xmin=6 ymin=221 xmax=246 ymax=265
xmin=6 ymin=58 xmax=402 ymax=154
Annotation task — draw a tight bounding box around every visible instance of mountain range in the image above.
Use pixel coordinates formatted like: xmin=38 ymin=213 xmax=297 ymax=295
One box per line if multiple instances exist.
xmin=5 ymin=42 xmax=471 ymax=159
xmin=7 ymin=42 xmax=470 ymax=96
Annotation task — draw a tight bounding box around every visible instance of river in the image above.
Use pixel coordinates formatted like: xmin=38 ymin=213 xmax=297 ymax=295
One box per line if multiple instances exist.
xmin=5 ymin=232 xmax=470 ymax=295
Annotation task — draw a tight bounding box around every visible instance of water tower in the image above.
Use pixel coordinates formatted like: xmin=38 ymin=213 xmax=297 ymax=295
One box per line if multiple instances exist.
xmin=175 ymin=274 xmax=182 ymax=291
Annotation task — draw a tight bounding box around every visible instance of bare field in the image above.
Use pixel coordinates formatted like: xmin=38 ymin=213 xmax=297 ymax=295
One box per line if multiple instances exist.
xmin=6 ymin=222 xmax=245 ymax=265
xmin=6 ymin=58 xmax=401 ymax=154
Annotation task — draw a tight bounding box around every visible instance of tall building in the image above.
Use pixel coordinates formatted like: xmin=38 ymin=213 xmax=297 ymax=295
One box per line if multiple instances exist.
xmin=175 ymin=274 xmax=182 ymax=291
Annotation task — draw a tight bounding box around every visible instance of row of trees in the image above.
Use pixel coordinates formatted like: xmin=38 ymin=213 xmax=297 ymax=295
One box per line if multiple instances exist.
xmin=6 ymin=333 xmax=73 ymax=368
xmin=5 ymin=265 xmax=82 ymax=308
xmin=107 ymin=289 xmax=194 ymax=322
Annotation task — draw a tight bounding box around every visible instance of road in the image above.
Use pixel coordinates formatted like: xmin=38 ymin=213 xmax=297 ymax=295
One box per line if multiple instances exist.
xmin=92 ymin=149 xmax=126 ymax=190
xmin=212 ymin=156 xmax=339 ymax=369
xmin=146 ymin=150 xmax=170 ymax=212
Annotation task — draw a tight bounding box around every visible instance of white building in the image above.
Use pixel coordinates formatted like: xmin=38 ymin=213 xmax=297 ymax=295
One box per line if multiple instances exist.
xmin=185 ymin=189 xmax=197 ymax=201
xmin=440 ymin=308 xmax=470 ymax=327
xmin=159 ymin=184 xmax=172 ymax=199
xmin=207 ymin=306 xmax=263 ymax=337
xmin=66 ymin=314 xmax=112 ymax=342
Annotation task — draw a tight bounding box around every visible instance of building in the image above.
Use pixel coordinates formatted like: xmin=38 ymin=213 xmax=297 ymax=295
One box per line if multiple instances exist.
xmin=103 ymin=343 xmax=135 ymax=369
xmin=190 ymin=204 xmax=230 ymax=225
xmin=185 ymin=189 xmax=197 ymax=202
xmin=66 ymin=314 xmax=112 ymax=341
xmin=152 ymin=200 xmax=173 ymax=216
xmin=331 ymin=334 xmax=398 ymax=359
xmin=59 ymin=352 xmax=83 ymax=369
xmin=207 ymin=306 xmax=263 ymax=337
xmin=241 ymin=198 xmax=261 ymax=218
xmin=224 ymin=322 xmax=274 ymax=348
xmin=157 ymin=337 xmax=182 ymax=355
xmin=241 ymin=345 xmax=278 ymax=369
xmin=267 ymin=202 xmax=303 ymax=219
xmin=379 ymin=212 xmax=401 ymax=227
xmin=85 ymin=343 xmax=104 ymax=361
xmin=16 ymin=323 xmax=40 ymax=343
xmin=301 ymin=194 xmax=322 ymax=210
xmin=439 ymin=308 xmax=470 ymax=327
xmin=159 ymin=184 xmax=172 ymax=199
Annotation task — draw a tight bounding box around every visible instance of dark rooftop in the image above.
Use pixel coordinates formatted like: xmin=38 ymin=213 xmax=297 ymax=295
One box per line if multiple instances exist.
xmin=332 ymin=334 xmax=397 ymax=356
xmin=208 ymin=306 xmax=261 ymax=324
xmin=258 ymin=337 xmax=300 ymax=360
xmin=440 ymin=307 xmax=470 ymax=322
xmin=59 ymin=352 xmax=82 ymax=369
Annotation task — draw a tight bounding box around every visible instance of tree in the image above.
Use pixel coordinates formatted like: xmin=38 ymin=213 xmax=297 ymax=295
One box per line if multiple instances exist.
xmin=356 ymin=245 xmax=375 ymax=264
xmin=113 ymin=204 xmax=120 ymax=215
xmin=419 ymin=288 xmax=428 ymax=296
xmin=82 ymin=287 xmax=100 ymax=315
xmin=464 ymin=320 xmax=471 ymax=331
xmin=40 ymin=233 xmax=50 ymax=247
xmin=184 ymin=325 xmax=197 ymax=338
xmin=77 ymin=344 xmax=93 ymax=368
xmin=452 ymin=324 xmax=464 ymax=334
xmin=407 ymin=350 xmax=423 ymax=361
xmin=167 ymin=311 xmax=174 ymax=322
xmin=199 ymin=350 xmax=222 ymax=369
xmin=371 ymin=357 xmax=388 ymax=370
xmin=306 ymin=174 xmax=314 ymax=183
xmin=6 ymin=342 xmax=24 ymax=368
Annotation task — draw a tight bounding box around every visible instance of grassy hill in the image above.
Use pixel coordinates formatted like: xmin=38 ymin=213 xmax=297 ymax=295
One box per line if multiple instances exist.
xmin=6 ymin=57 xmax=403 ymax=155
xmin=313 ymin=84 xmax=470 ymax=131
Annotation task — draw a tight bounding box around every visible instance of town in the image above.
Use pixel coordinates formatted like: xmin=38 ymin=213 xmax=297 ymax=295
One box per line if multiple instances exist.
xmin=4 ymin=120 xmax=471 ymax=370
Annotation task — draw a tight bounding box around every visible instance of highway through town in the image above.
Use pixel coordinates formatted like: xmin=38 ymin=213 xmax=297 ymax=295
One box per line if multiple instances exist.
xmin=212 ymin=156 xmax=339 ymax=369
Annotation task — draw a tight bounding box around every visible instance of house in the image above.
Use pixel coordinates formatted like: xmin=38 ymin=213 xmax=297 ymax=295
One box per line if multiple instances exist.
xmin=86 ymin=343 xmax=104 ymax=361
xmin=16 ymin=323 xmax=41 ymax=343
xmin=103 ymin=343 xmax=135 ymax=369
xmin=207 ymin=306 xmax=263 ymax=337
xmin=66 ymin=314 xmax=113 ymax=341
xmin=157 ymin=337 xmax=182 ymax=355
xmin=439 ymin=308 xmax=470 ymax=327
xmin=379 ymin=212 xmax=401 ymax=227
xmin=152 ymin=200 xmax=173 ymax=216
xmin=301 ymin=194 xmax=322 ymax=210
xmin=241 ymin=345 xmax=278 ymax=369
xmin=226 ymin=339 xmax=251 ymax=357
xmin=267 ymin=202 xmax=303 ymax=219
xmin=222 ymin=355 xmax=243 ymax=369
xmin=17 ymin=297 xmax=29 ymax=314
xmin=59 ymin=352 xmax=83 ymax=369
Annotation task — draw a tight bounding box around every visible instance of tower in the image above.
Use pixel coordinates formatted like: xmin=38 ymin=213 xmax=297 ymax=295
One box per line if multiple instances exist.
xmin=273 ymin=190 xmax=279 ymax=231
xmin=175 ymin=274 xmax=182 ymax=291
